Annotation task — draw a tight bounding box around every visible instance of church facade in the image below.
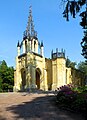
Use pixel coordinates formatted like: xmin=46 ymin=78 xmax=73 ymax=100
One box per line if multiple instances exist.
xmin=14 ymin=7 xmax=84 ymax=92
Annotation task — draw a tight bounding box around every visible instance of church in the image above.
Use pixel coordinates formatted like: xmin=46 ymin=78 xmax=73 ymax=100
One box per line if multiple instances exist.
xmin=14 ymin=7 xmax=84 ymax=92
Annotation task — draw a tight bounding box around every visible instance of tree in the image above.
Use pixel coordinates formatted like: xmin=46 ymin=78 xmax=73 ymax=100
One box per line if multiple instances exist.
xmin=62 ymin=0 xmax=87 ymax=62
xmin=0 ymin=60 xmax=14 ymax=92
xmin=62 ymin=0 xmax=86 ymax=20
xmin=0 ymin=76 xmax=3 ymax=92
xmin=66 ymin=57 xmax=76 ymax=68
xmin=77 ymin=61 xmax=87 ymax=75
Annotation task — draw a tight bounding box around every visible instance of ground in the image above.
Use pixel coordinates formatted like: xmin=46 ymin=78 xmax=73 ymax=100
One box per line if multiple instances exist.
xmin=0 ymin=92 xmax=85 ymax=120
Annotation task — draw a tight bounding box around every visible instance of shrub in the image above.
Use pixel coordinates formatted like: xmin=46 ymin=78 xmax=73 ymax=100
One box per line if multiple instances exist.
xmin=72 ymin=86 xmax=87 ymax=93
xmin=71 ymin=98 xmax=87 ymax=112
xmin=56 ymin=84 xmax=87 ymax=115
xmin=56 ymin=85 xmax=77 ymax=107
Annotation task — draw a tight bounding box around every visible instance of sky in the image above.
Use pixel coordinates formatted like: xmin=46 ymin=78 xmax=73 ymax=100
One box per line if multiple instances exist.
xmin=0 ymin=0 xmax=85 ymax=67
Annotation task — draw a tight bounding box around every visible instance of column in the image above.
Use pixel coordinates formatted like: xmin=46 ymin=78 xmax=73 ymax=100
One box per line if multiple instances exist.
xmin=14 ymin=57 xmax=21 ymax=91
xmin=44 ymin=69 xmax=48 ymax=91
xmin=26 ymin=66 xmax=31 ymax=88
xmin=29 ymin=40 xmax=31 ymax=51
xmin=35 ymin=40 xmax=38 ymax=53
xmin=32 ymin=39 xmax=34 ymax=52
xmin=23 ymin=40 xmax=26 ymax=53
xmin=52 ymin=61 xmax=57 ymax=90
xmin=17 ymin=46 xmax=20 ymax=56
xmin=41 ymin=46 xmax=44 ymax=57
xmin=26 ymin=39 xmax=28 ymax=52
xmin=31 ymin=66 xmax=36 ymax=89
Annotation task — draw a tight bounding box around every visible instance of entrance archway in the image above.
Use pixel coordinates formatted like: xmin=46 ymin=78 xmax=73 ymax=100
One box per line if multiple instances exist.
xmin=36 ymin=68 xmax=41 ymax=89
xmin=21 ymin=69 xmax=26 ymax=90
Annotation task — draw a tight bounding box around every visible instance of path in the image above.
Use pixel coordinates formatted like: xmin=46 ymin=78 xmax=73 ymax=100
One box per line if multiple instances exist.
xmin=0 ymin=92 xmax=84 ymax=120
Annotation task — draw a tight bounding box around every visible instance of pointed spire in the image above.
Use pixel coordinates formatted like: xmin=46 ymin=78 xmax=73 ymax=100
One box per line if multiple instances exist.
xmin=25 ymin=6 xmax=37 ymax=38
xmin=17 ymin=41 xmax=20 ymax=47
xmin=41 ymin=41 xmax=44 ymax=47
xmin=51 ymin=49 xmax=53 ymax=58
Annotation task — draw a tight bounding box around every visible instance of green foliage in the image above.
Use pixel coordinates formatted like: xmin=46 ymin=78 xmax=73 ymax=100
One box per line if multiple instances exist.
xmin=80 ymin=11 xmax=87 ymax=29
xmin=72 ymin=86 xmax=87 ymax=93
xmin=71 ymin=97 xmax=87 ymax=112
xmin=0 ymin=60 xmax=14 ymax=92
xmin=66 ymin=58 xmax=76 ymax=68
xmin=77 ymin=61 xmax=87 ymax=75
xmin=81 ymin=30 xmax=87 ymax=60
xmin=0 ymin=76 xmax=3 ymax=92
xmin=62 ymin=0 xmax=86 ymax=21
xmin=56 ymin=85 xmax=87 ymax=115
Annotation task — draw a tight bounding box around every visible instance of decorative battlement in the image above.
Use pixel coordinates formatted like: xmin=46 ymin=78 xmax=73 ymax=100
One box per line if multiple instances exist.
xmin=51 ymin=48 xmax=65 ymax=59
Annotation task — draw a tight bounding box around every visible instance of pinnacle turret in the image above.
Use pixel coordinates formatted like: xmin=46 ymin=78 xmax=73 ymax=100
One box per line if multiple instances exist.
xmin=17 ymin=41 xmax=20 ymax=47
xmin=41 ymin=41 xmax=44 ymax=47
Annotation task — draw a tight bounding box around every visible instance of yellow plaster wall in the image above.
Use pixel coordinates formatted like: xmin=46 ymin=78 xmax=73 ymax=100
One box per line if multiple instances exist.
xmin=52 ymin=59 xmax=57 ymax=90
xmin=14 ymin=51 xmax=85 ymax=92
xmin=45 ymin=58 xmax=52 ymax=90
xmin=51 ymin=58 xmax=66 ymax=89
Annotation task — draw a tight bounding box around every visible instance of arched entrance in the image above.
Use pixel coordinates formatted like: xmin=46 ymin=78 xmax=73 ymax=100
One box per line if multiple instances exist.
xmin=21 ymin=69 xmax=26 ymax=90
xmin=36 ymin=68 xmax=41 ymax=89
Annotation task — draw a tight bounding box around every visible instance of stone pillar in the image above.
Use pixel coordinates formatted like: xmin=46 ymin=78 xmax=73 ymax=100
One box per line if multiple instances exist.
xmin=26 ymin=66 xmax=31 ymax=88
xmin=14 ymin=70 xmax=17 ymax=91
xmin=44 ymin=69 xmax=48 ymax=91
xmin=29 ymin=40 xmax=31 ymax=51
xmin=41 ymin=46 xmax=44 ymax=57
xmin=35 ymin=40 xmax=38 ymax=53
xmin=32 ymin=39 xmax=34 ymax=52
xmin=14 ymin=57 xmax=21 ymax=91
xmin=23 ymin=40 xmax=26 ymax=53
xmin=52 ymin=60 xmax=57 ymax=90
xmin=17 ymin=46 xmax=20 ymax=56
xmin=31 ymin=66 xmax=36 ymax=89
xmin=26 ymin=39 xmax=29 ymax=52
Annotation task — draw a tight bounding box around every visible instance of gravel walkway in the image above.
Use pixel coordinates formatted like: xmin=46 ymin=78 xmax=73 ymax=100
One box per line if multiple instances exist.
xmin=0 ymin=92 xmax=85 ymax=120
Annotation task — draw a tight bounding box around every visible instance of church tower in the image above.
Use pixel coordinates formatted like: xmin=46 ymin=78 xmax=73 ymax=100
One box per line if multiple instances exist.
xmin=14 ymin=6 xmax=47 ymax=91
